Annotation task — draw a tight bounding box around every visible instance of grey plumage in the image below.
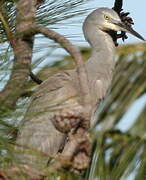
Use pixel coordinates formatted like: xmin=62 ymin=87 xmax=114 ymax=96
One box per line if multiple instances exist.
xmin=16 ymin=8 xmax=144 ymax=170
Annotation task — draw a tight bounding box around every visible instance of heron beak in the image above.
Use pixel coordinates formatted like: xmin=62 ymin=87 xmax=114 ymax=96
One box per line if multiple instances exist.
xmin=116 ymin=22 xmax=145 ymax=41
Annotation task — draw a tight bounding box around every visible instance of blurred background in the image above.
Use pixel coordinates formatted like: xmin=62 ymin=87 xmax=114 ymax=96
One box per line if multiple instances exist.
xmin=0 ymin=0 xmax=146 ymax=179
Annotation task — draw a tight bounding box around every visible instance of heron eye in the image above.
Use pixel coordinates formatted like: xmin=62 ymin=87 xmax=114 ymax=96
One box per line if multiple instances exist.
xmin=104 ymin=15 xmax=110 ymax=20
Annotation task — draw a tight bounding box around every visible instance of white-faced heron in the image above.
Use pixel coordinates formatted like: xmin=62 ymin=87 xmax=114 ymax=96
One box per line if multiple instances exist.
xmin=16 ymin=8 xmax=144 ymax=170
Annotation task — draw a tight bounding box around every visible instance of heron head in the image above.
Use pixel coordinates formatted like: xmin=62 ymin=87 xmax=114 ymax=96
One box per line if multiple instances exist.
xmin=84 ymin=8 xmax=145 ymax=41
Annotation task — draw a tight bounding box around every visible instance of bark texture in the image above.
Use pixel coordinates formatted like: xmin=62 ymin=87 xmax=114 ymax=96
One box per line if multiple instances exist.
xmin=0 ymin=0 xmax=37 ymax=110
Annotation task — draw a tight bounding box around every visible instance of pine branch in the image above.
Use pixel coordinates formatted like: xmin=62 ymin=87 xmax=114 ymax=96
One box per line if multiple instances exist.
xmin=0 ymin=0 xmax=38 ymax=112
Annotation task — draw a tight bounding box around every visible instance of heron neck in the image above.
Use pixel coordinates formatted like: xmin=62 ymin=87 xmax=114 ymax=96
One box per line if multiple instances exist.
xmin=85 ymin=28 xmax=116 ymax=81
xmin=88 ymin=27 xmax=115 ymax=56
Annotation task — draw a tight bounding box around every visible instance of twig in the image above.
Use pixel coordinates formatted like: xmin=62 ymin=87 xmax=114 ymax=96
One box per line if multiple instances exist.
xmin=29 ymin=71 xmax=43 ymax=84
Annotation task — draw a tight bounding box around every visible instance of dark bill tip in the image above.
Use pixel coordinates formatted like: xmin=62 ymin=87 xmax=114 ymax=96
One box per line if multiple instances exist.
xmin=117 ymin=22 xmax=145 ymax=41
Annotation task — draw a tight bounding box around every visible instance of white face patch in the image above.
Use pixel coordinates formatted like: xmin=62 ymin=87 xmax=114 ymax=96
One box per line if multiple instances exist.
xmin=105 ymin=22 xmax=122 ymax=31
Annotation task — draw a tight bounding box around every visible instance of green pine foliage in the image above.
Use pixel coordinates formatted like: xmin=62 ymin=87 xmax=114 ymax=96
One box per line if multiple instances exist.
xmin=0 ymin=0 xmax=146 ymax=179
